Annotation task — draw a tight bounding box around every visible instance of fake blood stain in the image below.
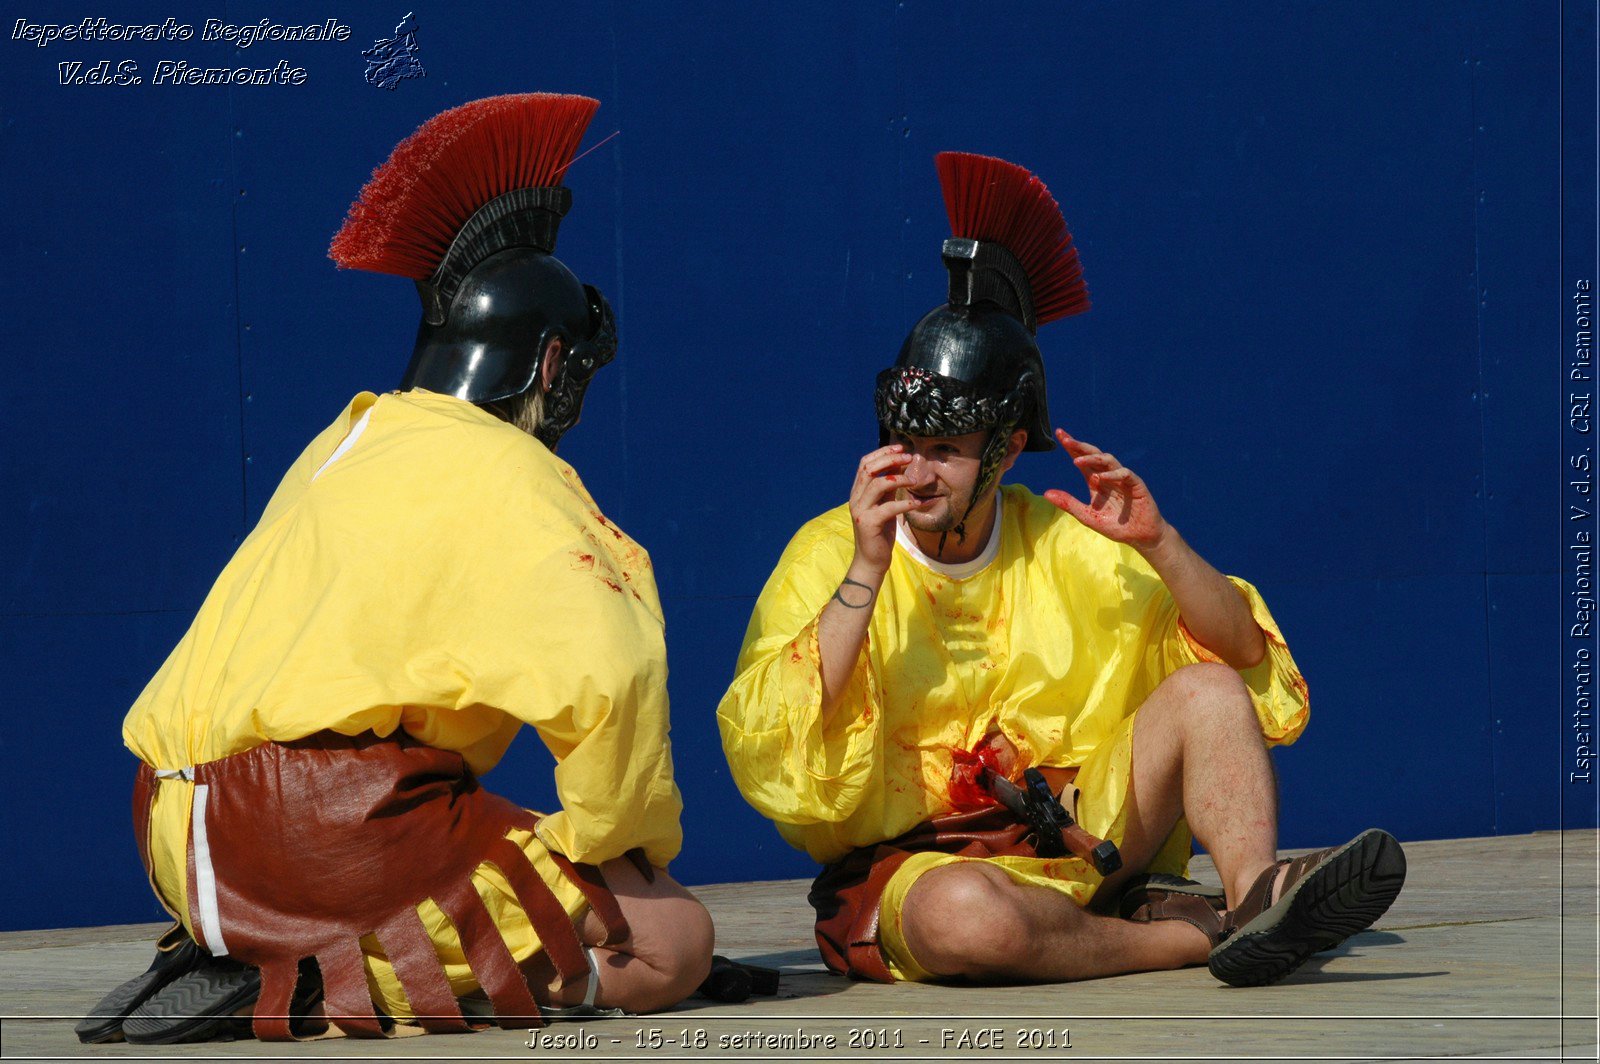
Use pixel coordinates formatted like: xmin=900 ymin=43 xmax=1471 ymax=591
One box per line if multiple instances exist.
xmin=948 ymin=743 xmax=1002 ymax=811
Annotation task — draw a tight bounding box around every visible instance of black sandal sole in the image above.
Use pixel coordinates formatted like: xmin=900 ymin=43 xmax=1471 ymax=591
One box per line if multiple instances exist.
xmin=74 ymin=939 xmax=203 ymax=1044
xmin=1207 ymin=828 xmax=1407 ymax=988
xmin=74 ymin=968 xmax=172 ymax=1044
xmin=123 ymin=961 xmax=262 ymax=1045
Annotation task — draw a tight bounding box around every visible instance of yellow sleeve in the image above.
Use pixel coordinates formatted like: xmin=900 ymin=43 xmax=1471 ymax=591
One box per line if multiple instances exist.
xmin=460 ymin=469 xmax=683 ymax=870
xmin=716 ymin=516 xmax=883 ymax=827
xmin=532 ymin=555 xmax=682 ymax=870
xmin=1167 ymin=576 xmax=1309 ymax=745
xmin=1135 ymin=563 xmax=1309 ymax=746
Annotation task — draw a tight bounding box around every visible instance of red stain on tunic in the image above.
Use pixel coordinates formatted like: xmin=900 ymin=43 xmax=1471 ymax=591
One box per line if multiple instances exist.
xmin=948 ymin=743 xmax=1002 ymax=811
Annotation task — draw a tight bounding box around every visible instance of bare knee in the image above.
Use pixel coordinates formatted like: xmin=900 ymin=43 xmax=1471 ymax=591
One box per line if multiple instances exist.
xmin=901 ymin=864 xmax=1064 ymax=978
xmin=592 ymin=860 xmax=714 ymax=1013
xmin=1156 ymin=663 xmax=1256 ymax=737
xmin=637 ymin=887 xmax=714 ymax=1009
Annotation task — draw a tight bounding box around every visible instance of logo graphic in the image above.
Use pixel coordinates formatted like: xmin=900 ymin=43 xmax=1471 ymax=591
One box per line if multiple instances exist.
xmin=362 ymin=12 xmax=424 ymax=90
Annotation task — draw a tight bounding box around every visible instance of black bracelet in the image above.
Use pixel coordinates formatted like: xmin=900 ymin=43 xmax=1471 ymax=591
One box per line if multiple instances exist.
xmin=831 ymin=577 xmax=875 ymax=609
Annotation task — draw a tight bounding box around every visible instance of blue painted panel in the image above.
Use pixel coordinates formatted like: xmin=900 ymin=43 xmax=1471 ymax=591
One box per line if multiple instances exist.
xmin=0 ymin=80 xmax=243 ymax=616
xmin=0 ymin=612 xmax=189 ymax=930
xmin=1470 ymin=5 xmax=1561 ymax=570
xmin=228 ymin=2 xmax=636 ymax=516
xmin=664 ymin=596 xmax=822 ymax=884
xmin=893 ymin=3 xmax=1492 ymax=590
xmin=1267 ymin=575 xmax=1496 ymax=848
xmin=1485 ymin=573 xmax=1564 ymax=834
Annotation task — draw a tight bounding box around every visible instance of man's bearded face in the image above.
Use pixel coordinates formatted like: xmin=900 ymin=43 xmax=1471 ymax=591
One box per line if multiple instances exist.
xmin=888 ymin=429 xmax=993 ymax=533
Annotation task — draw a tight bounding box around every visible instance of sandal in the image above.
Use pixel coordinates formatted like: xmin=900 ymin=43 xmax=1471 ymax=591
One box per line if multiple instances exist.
xmin=1208 ymin=828 xmax=1407 ymax=987
xmin=1116 ymin=873 xmax=1230 ymax=948
xmin=122 ymin=956 xmax=263 ymax=1044
xmin=74 ymin=932 xmax=203 ymax=1044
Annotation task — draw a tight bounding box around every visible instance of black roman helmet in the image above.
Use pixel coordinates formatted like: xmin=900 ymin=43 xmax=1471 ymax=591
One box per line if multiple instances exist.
xmin=330 ymin=93 xmax=615 ymax=451
xmin=876 ymin=152 xmax=1091 ymax=537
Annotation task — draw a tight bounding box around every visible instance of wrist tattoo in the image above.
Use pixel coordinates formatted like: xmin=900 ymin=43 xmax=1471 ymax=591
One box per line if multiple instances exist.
xmin=832 ymin=577 xmax=875 ymax=609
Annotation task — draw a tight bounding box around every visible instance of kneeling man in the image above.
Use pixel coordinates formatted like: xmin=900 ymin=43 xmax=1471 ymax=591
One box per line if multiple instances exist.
xmin=83 ymin=93 xmax=712 ymax=1044
xmin=717 ymin=151 xmax=1403 ymax=988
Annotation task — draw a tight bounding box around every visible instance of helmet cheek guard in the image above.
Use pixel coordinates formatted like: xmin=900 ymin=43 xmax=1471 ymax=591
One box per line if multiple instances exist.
xmin=971 ymin=373 xmax=1032 ymax=502
xmin=535 ymin=285 xmax=616 ymax=451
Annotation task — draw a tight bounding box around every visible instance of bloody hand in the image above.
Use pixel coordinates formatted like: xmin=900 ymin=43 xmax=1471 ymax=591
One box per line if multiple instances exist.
xmin=848 ymin=444 xmax=934 ymax=576
xmin=1042 ymin=428 xmax=1168 ymax=550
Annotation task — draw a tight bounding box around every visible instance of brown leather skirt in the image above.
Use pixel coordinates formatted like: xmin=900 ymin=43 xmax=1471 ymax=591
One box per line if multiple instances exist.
xmin=132 ymin=730 xmax=628 ymax=1040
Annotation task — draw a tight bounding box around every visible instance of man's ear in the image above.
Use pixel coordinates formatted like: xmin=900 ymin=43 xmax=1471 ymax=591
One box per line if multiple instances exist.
xmin=999 ymin=428 xmax=1028 ymax=475
xmin=540 ymin=337 xmax=564 ymax=393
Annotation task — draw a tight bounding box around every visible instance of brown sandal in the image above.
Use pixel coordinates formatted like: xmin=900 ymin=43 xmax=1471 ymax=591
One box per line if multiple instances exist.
xmin=1208 ymin=828 xmax=1407 ymax=987
xmin=1116 ymin=874 xmax=1230 ymax=948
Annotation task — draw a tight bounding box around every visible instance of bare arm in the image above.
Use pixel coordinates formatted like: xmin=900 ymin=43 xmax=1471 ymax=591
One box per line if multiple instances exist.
xmin=1043 ymin=428 xmax=1266 ymax=670
xmin=818 ymin=444 xmax=934 ymax=723
xmin=1135 ymin=525 xmax=1266 ymax=668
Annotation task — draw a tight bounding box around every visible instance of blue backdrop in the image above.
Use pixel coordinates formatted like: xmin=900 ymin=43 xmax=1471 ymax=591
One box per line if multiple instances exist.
xmin=1 ymin=1 xmax=1591 ymax=931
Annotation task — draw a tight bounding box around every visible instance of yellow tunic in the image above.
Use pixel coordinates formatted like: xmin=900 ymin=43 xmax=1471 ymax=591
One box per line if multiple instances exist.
xmin=717 ymin=484 xmax=1308 ymax=978
xmin=123 ymin=389 xmax=683 ymax=1014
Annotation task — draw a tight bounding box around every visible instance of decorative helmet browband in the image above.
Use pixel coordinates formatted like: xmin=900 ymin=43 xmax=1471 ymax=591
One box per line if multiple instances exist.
xmin=876 ymin=152 xmax=1091 ymax=540
xmin=329 ymin=93 xmax=615 ymax=451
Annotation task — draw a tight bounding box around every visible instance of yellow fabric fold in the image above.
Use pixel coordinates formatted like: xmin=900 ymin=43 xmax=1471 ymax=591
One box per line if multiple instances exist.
xmin=716 ymin=533 xmax=883 ymax=838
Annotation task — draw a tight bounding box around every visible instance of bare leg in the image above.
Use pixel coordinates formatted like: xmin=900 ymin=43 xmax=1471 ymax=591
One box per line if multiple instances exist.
xmin=1095 ymin=662 xmax=1280 ymax=908
xmin=901 ymin=663 xmax=1281 ymax=982
xmin=526 ymin=858 xmax=714 ymax=1013
xmin=900 ymin=862 xmax=1208 ymax=981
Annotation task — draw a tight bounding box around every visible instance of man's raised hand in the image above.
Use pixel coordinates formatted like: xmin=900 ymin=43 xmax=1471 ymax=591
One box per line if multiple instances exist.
xmin=850 ymin=444 xmax=933 ymax=575
xmin=1043 ymin=429 xmax=1169 ymax=551
xmin=816 ymin=445 xmax=931 ymax=719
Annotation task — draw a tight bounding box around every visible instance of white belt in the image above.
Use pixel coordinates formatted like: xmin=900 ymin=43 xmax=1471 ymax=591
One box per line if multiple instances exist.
xmin=151 ymin=765 xmax=229 ymax=956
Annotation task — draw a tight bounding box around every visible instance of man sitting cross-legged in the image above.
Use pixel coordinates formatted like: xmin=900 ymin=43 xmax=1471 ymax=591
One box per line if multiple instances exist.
xmin=716 ymin=151 xmax=1404 ymax=988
